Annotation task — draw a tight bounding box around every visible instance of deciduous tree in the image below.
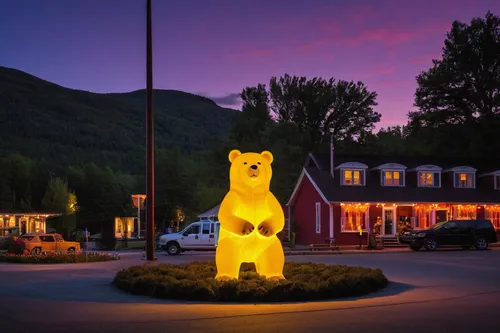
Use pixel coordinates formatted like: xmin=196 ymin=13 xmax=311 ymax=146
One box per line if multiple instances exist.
xmin=412 ymin=11 xmax=500 ymax=127
xmin=268 ymin=74 xmax=380 ymax=149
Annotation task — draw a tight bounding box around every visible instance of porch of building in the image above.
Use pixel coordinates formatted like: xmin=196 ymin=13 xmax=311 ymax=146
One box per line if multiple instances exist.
xmin=0 ymin=212 xmax=61 ymax=237
xmin=333 ymin=202 xmax=500 ymax=247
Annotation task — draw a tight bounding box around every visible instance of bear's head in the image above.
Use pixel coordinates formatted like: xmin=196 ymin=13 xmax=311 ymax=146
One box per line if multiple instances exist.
xmin=228 ymin=149 xmax=274 ymax=190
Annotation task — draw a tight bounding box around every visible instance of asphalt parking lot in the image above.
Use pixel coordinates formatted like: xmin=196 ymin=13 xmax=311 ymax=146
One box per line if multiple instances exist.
xmin=1 ymin=249 xmax=499 ymax=333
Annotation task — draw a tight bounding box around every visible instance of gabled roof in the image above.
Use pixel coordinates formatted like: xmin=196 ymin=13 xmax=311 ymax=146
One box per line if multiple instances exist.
xmin=298 ymin=153 xmax=500 ymax=204
xmin=286 ymin=168 xmax=330 ymax=206
xmin=198 ymin=205 xmax=220 ymax=218
xmin=309 ymin=153 xmax=500 ymax=173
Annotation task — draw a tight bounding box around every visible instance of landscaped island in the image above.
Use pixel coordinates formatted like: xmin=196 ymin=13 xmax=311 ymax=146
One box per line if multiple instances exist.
xmin=0 ymin=252 xmax=120 ymax=264
xmin=113 ymin=261 xmax=388 ymax=302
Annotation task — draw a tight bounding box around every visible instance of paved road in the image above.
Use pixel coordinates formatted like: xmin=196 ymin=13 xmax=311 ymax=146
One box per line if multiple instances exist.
xmin=1 ymin=249 xmax=500 ymax=333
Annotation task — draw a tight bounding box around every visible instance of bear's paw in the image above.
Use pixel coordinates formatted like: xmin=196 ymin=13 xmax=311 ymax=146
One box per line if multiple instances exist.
xmin=257 ymin=222 xmax=273 ymax=237
xmin=242 ymin=222 xmax=255 ymax=235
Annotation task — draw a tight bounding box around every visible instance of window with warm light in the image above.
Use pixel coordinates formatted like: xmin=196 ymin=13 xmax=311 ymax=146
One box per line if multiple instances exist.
xmin=382 ymin=170 xmax=403 ymax=186
xmin=454 ymin=172 xmax=475 ymax=188
xmin=485 ymin=206 xmax=500 ymax=228
xmin=341 ymin=169 xmax=364 ymax=186
xmin=340 ymin=204 xmax=369 ymax=232
xmin=418 ymin=172 xmax=440 ymax=187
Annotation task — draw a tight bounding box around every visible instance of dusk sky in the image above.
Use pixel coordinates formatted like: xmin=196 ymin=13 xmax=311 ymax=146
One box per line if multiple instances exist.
xmin=1 ymin=0 xmax=499 ymax=128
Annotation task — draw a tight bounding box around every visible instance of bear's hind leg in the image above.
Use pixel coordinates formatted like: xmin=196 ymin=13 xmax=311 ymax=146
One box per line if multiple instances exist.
xmin=215 ymin=238 xmax=242 ymax=280
xmin=254 ymin=237 xmax=285 ymax=280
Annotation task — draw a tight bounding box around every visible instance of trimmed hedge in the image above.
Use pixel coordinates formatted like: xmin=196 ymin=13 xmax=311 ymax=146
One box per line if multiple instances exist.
xmin=114 ymin=261 xmax=389 ymax=302
xmin=0 ymin=252 xmax=120 ymax=264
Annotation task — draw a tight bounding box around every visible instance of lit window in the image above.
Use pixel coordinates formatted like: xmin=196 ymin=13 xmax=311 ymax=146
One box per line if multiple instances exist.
xmin=340 ymin=204 xmax=369 ymax=232
xmin=383 ymin=171 xmax=403 ymax=186
xmin=418 ymin=172 xmax=440 ymax=187
xmin=454 ymin=173 xmax=474 ymax=188
xmin=342 ymin=170 xmax=364 ymax=186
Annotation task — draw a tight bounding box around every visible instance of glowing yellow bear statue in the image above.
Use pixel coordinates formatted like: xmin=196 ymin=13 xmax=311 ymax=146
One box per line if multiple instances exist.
xmin=215 ymin=149 xmax=285 ymax=281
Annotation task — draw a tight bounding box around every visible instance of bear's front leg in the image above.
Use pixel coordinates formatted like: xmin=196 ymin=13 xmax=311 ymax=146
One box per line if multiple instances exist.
xmin=254 ymin=236 xmax=285 ymax=280
xmin=215 ymin=237 xmax=242 ymax=280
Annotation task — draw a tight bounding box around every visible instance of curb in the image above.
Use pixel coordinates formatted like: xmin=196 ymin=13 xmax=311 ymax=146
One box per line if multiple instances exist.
xmin=284 ymin=249 xmax=411 ymax=256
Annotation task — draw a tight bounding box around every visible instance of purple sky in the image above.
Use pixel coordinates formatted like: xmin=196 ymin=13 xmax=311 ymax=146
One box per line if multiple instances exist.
xmin=1 ymin=0 xmax=499 ymax=128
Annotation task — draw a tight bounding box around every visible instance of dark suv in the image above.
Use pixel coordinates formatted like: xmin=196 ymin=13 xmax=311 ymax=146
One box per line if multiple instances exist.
xmin=401 ymin=219 xmax=498 ymax=251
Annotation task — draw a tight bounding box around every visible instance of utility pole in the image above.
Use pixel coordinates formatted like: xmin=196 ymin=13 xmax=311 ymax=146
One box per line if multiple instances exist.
xmin=145 ymin=0 xmax=156 ymax=260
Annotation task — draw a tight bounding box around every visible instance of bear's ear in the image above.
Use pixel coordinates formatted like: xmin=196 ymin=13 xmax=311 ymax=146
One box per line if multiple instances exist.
xmin=261 ymin=151 xmax=273 ymax=164
xmin=228 ymin=149 xmax=241 ymax=163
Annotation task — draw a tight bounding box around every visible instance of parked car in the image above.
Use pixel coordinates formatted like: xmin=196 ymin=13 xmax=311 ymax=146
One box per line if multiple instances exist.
xmin=401 ymin=219 xmax=498 ymax=251
xmin=19 ymin=233 xmax=81 ymax=255
xmin=158 ymin=220 xmax=220 ymax=255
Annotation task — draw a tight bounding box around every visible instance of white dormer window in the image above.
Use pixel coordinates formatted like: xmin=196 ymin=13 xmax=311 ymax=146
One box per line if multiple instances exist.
xmin=408 ymin=165 xmax=442 ymax=188
xmin=419 ymin=172 xmax=441 ymax=187
xmin=454 ymin=172 xmax=475 ymax=188
xmin=445 ymin=166 xmax=476 ymax=189
xmin=373 ymin=163 xmax=406 ymax=187
xmin=336 ymin=162 xmax=368 ymax=186
xmin=383 ymin=171 xmax=403 ymax=186
xmin=342 ymin=169 xmax=364 ymax=185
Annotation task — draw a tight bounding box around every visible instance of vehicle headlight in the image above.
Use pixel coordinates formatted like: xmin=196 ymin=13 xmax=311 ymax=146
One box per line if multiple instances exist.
xmin=415 ymin=233 xmax=426 ymax=237
xmin=160 ymin=236 xmax=166 ymax=243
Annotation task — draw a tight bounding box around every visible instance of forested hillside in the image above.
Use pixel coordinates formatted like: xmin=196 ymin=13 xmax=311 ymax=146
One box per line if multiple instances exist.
xmin=0 ymin=66 xmax=237 ymax=173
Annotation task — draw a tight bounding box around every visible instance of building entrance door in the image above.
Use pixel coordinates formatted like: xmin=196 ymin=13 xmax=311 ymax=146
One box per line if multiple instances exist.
xmin=383 ymin=207 xmax=396 ymax=236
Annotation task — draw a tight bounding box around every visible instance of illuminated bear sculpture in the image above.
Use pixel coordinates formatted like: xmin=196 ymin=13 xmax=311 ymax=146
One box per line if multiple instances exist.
xmin=215 ymin=149 xmax=285 ymax=281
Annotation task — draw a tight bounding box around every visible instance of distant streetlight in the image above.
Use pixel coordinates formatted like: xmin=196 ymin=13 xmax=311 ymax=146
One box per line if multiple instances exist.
xmin=145 ymin=0 xmax=155 ymax=261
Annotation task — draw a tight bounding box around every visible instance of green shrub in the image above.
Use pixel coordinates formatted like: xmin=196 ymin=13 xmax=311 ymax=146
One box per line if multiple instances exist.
xmin=114 ymin=262 xmax=388 ymax=302
xmin=0 ymin=252 xmax=120 ymax=264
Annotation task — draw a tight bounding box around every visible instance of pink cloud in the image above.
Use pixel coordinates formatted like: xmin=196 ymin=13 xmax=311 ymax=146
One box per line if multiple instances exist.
xmin=345 ymin=28 xmax=416 ymax=46
xmin=299 ymin=38 xmax=334 ymax=52
xmin=375 ymin=79 xmax=410 ymax=87
xmin=227 ymin=48 xmax=275 ymax=61
xmin=299 ymin=20 xmax=452 ymax=52
xmin=362 ymin=64 xmax=397 ymax=78
xmin=410 ymin=52 xmax=443 ymax=64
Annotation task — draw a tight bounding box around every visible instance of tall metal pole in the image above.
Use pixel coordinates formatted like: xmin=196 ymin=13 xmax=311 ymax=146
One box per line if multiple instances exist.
xmin=146 ymin=0 xmax=156 ymax=260
xmin=137 ymin=197 xmax=141 ymax=239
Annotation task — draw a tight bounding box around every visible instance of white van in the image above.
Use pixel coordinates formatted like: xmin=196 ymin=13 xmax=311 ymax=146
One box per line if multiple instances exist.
xmin=158 ymin=219 xmax=220 ymax=255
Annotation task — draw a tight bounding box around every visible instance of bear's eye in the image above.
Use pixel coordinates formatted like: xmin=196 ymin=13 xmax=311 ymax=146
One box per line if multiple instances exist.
xmin=244 ymin=162 xmax=247 ymax=165
xmin=257 ymin=162 xmax=261 ymax=165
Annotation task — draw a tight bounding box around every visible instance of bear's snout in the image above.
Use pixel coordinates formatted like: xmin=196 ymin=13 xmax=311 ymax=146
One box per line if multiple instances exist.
xmin=250 ymin=165 xmax=258 ymax=170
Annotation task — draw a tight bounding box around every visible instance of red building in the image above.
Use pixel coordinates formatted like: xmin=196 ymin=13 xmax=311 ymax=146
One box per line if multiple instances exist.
xmin=286 ymin=151 xmax=500 ymax=246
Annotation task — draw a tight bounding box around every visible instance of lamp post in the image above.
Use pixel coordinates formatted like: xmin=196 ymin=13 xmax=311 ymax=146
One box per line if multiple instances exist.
xmin=145 ymin=0 xmax=156 ymax=261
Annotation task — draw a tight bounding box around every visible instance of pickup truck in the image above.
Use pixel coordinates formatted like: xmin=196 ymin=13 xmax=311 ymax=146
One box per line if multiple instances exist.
xmin=158 ymin=220 xmax=220 ymax=255
xmin=19 ymin=233 xmax=81 ymax=255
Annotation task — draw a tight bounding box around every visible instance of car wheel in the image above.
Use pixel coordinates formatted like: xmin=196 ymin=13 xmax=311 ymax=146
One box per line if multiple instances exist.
xmin=67 ymin=247 xmax=76 ymax=254
xmin=410 ymin=245 xmax=421 ymax=251
xmin=424 ymin=238 xmax=437 ymax=251
xmin=475 ymin=237 xmax=488 ymax=250
xmin=166 ymin=242 xmax=181 ymax=255
xmin=31 ymin=247 xmax=41 ymax=255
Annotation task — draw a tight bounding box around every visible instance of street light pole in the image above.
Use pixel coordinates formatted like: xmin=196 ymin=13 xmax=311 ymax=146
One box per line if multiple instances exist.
xmin=145 ymin=0 xmax=156 ymax=261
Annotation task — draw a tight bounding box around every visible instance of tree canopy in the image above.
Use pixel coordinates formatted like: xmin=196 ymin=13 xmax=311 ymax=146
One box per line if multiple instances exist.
xmin=413 ymin=11 xmax=500 ymax=126
xmin=407 ymin=11 xmax=500 ymax=158
xmin=268 ymin=74 xmax=380 ymax=149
